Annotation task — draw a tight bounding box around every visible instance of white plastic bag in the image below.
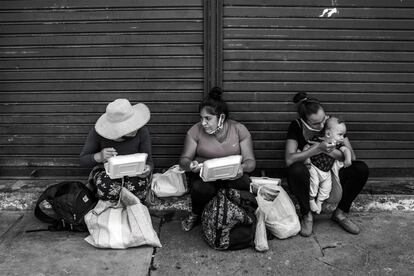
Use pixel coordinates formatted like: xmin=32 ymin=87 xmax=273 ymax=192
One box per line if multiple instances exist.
xmin=84 ymin=187 xmax=162 ymax=249
xmin=151 ymin=165 xmax=188 ymax=197
xmin=256 ymin=185 xmax=300 ymax=239
xmin=254 ymin=208 xmax=269 ymax=252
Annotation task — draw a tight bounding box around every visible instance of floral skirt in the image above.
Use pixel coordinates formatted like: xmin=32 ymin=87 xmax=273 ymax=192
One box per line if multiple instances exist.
xmin=87 ymin=166 xmax=150 ymax=202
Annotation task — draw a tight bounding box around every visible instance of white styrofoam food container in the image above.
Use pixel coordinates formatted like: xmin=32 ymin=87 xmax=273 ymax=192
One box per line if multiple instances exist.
xmin=104 ymin=153 xmax=148 ymax=179
xmin=200 ymin=155 xmax=242 ymax=182
xmin=249 ymin=177 xmax=281 ymax=194
xmin=250 ymin=177 xmax=281 ymax=187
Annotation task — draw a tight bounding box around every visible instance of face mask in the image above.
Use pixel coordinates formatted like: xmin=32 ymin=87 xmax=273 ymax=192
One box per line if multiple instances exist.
xmin=300 ymin=117 xmax=328 ymax=132
xmin=206 ymin=114 xmax=225 ymax=135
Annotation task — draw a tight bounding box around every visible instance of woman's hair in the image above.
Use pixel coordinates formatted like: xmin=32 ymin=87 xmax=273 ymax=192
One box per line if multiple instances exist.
xmin=199 ymin=87 xmax=229 ymax=119
xmin=293 ymin=92 xmax=323 ymax=120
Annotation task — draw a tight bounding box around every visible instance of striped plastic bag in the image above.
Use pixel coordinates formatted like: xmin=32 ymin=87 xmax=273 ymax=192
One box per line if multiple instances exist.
xmin=84 ymin=187 xmax=161 ymax=249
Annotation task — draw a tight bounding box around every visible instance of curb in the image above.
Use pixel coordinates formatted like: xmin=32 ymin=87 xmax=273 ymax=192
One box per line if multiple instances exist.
xmin=0 ymin=184 xmax=192 ymax=218
xmin=1 ymin=178 xmax=413 ymax=215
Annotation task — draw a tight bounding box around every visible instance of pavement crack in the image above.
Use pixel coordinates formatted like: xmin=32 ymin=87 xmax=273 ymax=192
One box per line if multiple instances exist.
xmin=321 ymin=242 xmax=341 ymax=254
xmin=312 ymin=235 xmax=325 ymax=256
xmin=147 ymin=216 xmax=165 ymax=276
xmin=315 ymin=257 xmax=353 ymax=273
xmin=313 ymin=235 xmax=342 ymax=256
xmin=0 ymin=213 xmax=24 ymax=244
xmin=312 ymin=238 xmax=351 ymax=273
xmin=322 ymin=244 xmax=338 ymax=250
xmin=148 ymin=247 xmax=159 ymax=276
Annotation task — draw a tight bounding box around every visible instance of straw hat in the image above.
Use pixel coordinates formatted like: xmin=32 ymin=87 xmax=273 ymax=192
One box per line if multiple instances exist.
xmin=95 ymin=99 xmax=150 ymax=140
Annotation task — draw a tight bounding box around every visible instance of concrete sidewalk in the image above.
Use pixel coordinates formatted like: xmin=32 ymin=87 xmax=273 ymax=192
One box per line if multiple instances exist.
xmin=0 ymin=211 xmax=161 ymax=276
xmin=1 ymin=210 xmax=413 ymax=276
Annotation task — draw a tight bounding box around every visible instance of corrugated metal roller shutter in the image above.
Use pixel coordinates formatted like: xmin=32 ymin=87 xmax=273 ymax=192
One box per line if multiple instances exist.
xmin=0 ymin=0 xmax=204 ymax=176
xmin=222 ymin=0 xmax=414 ymax=176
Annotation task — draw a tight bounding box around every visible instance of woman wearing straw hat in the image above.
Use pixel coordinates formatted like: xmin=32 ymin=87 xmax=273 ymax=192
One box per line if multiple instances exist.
xmin=80 ymin=99 xmax=153 ymax=202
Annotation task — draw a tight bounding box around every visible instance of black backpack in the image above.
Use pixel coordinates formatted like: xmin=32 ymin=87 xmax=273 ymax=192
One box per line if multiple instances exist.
xmin=201 ymin=188 xmax=257 ymax=250
xmin=34 ymin=181 xmax=98 ymax=232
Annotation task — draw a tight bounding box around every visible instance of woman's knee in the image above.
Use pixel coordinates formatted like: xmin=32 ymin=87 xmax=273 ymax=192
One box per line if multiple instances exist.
xmin=226 ymin=174 xmax=251 ymax=190
xmin=342 ymin=160 xmax=369 ymax=181
xmin=124 ymin=175 xmax=150 ymax=201
xmin=287 ymin=162 xmax=310 ymax=194
xmin=96 ymin=174 xmax=121 ymax=200
xmin=351 ymin=160 xmax=369 ymax=178
xmin=191 ymin=178 xmax=216 ymax=196
xmin=339 ymin=160 xmax=369 ymax=192
xmin=287 ymin=162 xmax=310 ymax=179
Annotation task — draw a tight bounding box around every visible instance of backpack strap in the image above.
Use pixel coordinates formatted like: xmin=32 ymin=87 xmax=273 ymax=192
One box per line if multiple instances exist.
xmin=26 ymin=220 xmax=80 ymax=233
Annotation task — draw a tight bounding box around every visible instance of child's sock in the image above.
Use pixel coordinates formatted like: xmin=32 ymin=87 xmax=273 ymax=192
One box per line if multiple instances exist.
xmin=309 ymin=198 xmax=320 ymax=213
xmin=315 ymin=199 xmax=323 ymax=214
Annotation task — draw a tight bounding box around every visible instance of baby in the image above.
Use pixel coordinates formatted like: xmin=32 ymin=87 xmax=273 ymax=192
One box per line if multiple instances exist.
xmin=304 ymin=117 xmax=352 ymax=214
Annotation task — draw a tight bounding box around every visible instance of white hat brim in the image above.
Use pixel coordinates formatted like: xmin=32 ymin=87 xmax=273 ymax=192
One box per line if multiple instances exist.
xmin=95 ymin=103 xmax=150 ymax=140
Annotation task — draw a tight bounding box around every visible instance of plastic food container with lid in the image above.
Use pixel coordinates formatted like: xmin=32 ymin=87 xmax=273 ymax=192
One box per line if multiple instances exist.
xmin=104 ymin=153 xmax=148 ymax=179
xmin=199 ymin=155 xmax=242 ymax=182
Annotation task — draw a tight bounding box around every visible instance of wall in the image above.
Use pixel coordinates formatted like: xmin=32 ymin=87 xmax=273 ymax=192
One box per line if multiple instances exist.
xmin=0 ymin=0 xmax=204 ymax=176
xmin=222 ymin=0 xmax=414 ymax=176
xmin=1 ymin=0 xmax=413 ymax=177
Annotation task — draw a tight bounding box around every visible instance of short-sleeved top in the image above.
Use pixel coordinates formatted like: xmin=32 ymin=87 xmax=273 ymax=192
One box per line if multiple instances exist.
xmin=79 ymin=126 xmax=153 ymax=168
xmin=182 ymin=119 xmax=253 ymax=163
xmin=286 ymin=119 xmax=341 ymax=172
xmin=286 ymin=119 xmax=321 ymax=151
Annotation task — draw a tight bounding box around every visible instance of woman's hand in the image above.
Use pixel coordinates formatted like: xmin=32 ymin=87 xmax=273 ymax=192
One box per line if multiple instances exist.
xmin=139 ymin=164 xmax=152 ymax=178
xmin=229 ymin=166 xmax=243 ymax=180
xmin=94 ymin=147 xmax=117 ymax=163
xmin=309 ymin=140 xmax=336 ymax=154
xmin=189 ymin=160 xmax=202 ymax=173
xmin=286 ymin=139 xmax=330 ymax=166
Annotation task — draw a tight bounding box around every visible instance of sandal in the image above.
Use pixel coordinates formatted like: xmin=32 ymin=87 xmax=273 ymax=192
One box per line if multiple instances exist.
xmin=181 ymin=213 xmax=199 ymax=232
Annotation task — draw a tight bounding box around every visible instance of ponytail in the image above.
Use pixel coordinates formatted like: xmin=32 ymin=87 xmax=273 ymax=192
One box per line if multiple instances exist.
xmin=292 ymin=92 xmax=323 ymax=120
xmin=199 ymin=87 xmax=229 ymax=119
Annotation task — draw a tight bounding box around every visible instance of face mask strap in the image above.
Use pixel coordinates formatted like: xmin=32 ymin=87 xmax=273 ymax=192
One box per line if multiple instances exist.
xmin=300 ymin=118 xmax=321 ymax=132
xmin=208 ymin=114 xmax=225 ymax=135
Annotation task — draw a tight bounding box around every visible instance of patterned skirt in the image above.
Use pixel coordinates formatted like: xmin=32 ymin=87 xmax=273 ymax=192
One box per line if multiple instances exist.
xmin=87 ymin=165 xmax=151 ymax=202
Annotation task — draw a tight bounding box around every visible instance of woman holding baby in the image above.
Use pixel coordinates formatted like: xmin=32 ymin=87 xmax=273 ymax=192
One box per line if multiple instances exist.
xmin=285 ymin=92 xmax=369 ymax=237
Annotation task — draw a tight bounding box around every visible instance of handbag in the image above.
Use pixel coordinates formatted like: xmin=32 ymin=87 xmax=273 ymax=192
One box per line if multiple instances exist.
xmin=201 ymin=188 xmax=257 ymax=250
xmin=151 ymin=165 xmax=188 ymax=197
xmin=256 ymin=185 xmax=300 ymax=239
xmin=84 ymin=186 xmax=162 ymax=249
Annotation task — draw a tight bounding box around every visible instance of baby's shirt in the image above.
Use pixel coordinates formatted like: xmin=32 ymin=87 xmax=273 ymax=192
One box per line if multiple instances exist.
xmin=309 ymin=137 xmax=343 ymax=172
